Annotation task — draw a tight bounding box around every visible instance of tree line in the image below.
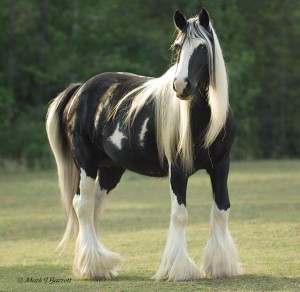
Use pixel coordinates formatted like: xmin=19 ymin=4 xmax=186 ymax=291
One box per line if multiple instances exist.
xmin=0 ymin=0 xmax=299 ymax=167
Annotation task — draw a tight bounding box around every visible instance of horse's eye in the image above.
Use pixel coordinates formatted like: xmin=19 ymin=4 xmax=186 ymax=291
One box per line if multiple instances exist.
xmin=197 ymin=44 xmax=206 ymax=52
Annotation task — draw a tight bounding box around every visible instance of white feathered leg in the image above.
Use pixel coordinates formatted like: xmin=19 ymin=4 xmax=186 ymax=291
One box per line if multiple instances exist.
xmin=93 ymin=180 xmax=108 ymax=239
xmin=72 ymin=169 xmax=123 ymax=280
xmin=200 ymin=203 xmax=242 ymax=278
xmin=153 ymin=191 xmax=200 ymax=281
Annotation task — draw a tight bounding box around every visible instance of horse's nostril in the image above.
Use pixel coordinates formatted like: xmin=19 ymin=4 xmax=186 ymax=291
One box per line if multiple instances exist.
xmin=184 ymin=79 xmax=191 ymax=91
xmin=173 ymin=78 xmax=189 ymax=95
xmin=184 ymin=78 xmax=191 ymax=88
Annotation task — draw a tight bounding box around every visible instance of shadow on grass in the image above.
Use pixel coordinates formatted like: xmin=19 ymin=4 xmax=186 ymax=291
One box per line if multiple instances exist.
xmin=116 ymin=274 xmax=300 ymax=291
xmin=1 ymin=264 xmax=299 ymax=292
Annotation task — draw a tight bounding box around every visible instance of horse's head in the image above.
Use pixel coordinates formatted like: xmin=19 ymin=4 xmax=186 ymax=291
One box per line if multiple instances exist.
xmin=172 ymin=8 xmax=214 ymax=100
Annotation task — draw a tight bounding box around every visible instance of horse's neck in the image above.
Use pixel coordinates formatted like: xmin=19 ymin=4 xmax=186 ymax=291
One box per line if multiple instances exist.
xmin=191 ymin=88 xmax=210 ymax=116
xmin=190 ymin=89 xmax=211 ymax=141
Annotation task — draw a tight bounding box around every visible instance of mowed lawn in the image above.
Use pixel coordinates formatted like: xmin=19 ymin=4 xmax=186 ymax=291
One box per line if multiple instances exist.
xmin=0 ymin=160 xmax=299 ymax=292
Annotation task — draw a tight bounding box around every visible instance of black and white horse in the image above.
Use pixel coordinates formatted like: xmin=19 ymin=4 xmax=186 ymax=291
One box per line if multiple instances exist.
xmin=46 ymin=8 xmax=242 ymax=281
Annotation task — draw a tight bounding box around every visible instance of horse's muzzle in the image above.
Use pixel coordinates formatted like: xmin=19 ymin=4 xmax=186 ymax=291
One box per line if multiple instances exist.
xmin=173 ymin=78 xmax=192 ymax=100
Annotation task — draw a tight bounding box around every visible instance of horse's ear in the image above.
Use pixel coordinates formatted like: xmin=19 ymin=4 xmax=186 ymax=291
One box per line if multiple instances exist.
xmin=199 ymin=8 xmax=210 ymax=29
xmin=174 ymin=10 xmax=187 ymax=31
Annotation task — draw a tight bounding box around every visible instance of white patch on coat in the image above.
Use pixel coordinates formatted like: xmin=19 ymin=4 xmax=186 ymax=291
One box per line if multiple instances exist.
xmin=109 ymin=123 xmax=127 ymax=150
xmin=94 ymin=84 xmax=118 ymax=130
xmin=139 ymin=118 xmax=149 ymax=146
xmin=200 ymin=203 xmax=243 ymax=278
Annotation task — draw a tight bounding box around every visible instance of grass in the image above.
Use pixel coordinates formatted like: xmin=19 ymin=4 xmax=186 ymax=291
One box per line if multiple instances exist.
xmin=0 ymin=160 xmax=299 ymax=291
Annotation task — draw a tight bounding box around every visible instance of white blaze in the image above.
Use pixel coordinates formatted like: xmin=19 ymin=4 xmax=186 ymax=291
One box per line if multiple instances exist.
xmin=174 ymin=37 xmax=205 ymax=96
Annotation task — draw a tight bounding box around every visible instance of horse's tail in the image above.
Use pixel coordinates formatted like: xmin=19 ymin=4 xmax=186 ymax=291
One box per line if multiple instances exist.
xmin=46 ymin=83 xmax=81 ymax=251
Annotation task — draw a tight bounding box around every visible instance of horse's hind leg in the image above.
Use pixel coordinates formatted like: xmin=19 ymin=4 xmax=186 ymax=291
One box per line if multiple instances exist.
xmin=72 ymin=166 xmax=123 ymax=280
xmin=93 ymin=167 xmax=125 ymax=237
xmin=201 ymin=156 xmax=243 ymax=277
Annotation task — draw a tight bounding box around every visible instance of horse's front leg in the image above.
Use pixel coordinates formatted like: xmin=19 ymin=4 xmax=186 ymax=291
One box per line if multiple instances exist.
xmin=153 ymin=166 xmax=200 ymax=281
xmin=201 ymin=156 xmax=243 ymax=277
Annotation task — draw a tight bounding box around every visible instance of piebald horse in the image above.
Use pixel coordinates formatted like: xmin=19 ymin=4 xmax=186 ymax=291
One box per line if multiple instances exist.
xmin=46 ymin=8 xmax=242 ymax=281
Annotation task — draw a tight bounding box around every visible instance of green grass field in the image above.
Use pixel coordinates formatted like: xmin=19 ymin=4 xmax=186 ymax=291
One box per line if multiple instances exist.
xmin=0 ymin=161 xmax=299 ymax=291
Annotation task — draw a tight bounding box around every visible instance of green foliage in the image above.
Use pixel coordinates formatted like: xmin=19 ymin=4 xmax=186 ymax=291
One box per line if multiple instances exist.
xmin=0 ymin=0 xmax=299 ymax=165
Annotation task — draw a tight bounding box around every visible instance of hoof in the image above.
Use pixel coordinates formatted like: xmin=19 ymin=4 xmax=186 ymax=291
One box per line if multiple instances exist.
xmin=153 ymin=257 xmax=200 ymax=281
xmin=73 ymin=241 xmax=123 ymax=280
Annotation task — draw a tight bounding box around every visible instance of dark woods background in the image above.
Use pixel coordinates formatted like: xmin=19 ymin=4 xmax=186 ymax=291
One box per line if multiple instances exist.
xmin=0 ymin=0 xmax=299 ymax=167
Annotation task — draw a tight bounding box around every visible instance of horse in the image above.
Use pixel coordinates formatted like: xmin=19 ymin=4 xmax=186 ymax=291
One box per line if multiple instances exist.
xmin=46 ymin=8 xmax=242 ymax=281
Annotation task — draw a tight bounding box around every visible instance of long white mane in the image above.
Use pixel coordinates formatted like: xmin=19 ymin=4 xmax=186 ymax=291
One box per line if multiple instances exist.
xmin=114 ymin=18 xmax=228 ymax=172
xmin=205 ymin=25 xmax=229 ymax=149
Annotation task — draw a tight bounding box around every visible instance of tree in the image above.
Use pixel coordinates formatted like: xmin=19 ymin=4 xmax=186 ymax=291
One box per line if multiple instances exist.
xmin=0 ymin=0 xmax=299 ymax=165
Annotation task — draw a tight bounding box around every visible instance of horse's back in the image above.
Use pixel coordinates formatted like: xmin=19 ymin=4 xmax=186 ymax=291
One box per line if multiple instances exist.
xmin=61 ymin=71 xmax=166 ymax=176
